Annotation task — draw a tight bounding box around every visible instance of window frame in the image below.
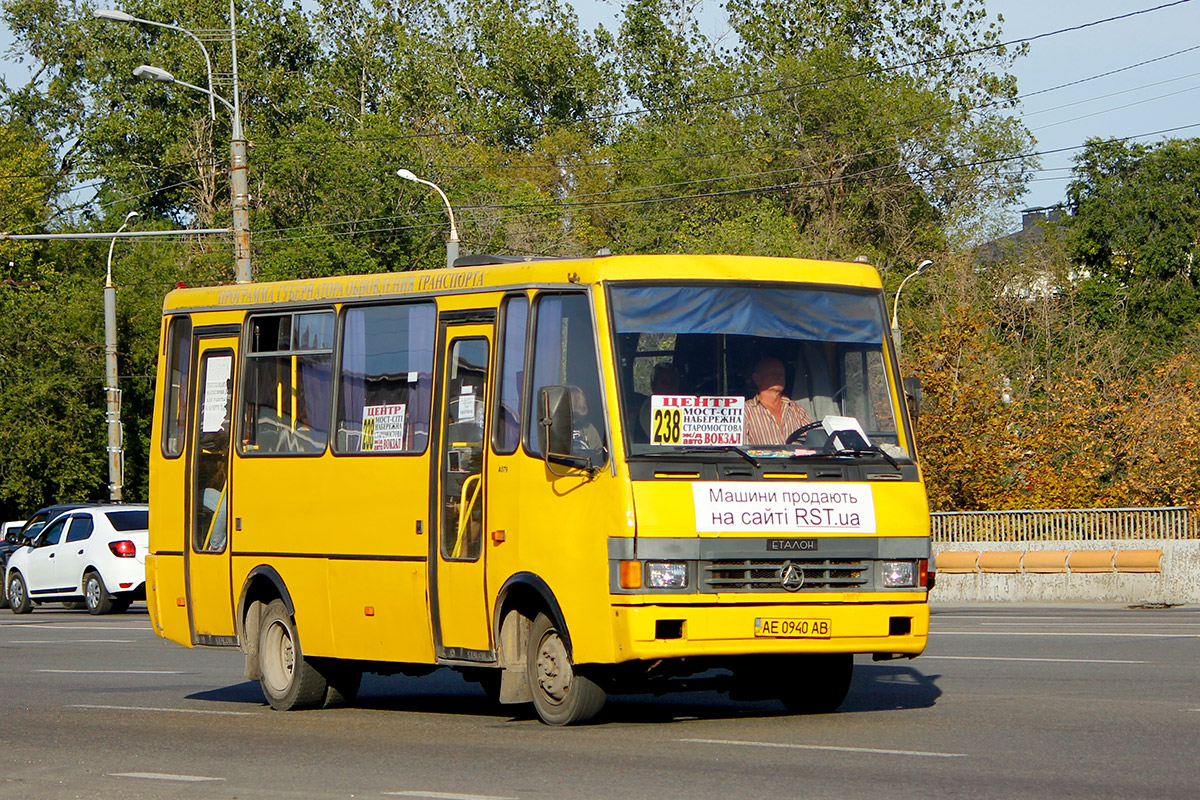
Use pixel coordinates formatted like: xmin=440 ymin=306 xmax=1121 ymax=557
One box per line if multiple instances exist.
xmin=331 ymin=299 xmax=438 ymax=458
xmin=238 ymin=308 xmax=337 ymax=458
xmin=520 ymin=289 xmax=610 ymax=467
xmin=160 ymin=314 xmax=193 ymax=459
xmin=491 ymin=292 xmax=530 ymax=456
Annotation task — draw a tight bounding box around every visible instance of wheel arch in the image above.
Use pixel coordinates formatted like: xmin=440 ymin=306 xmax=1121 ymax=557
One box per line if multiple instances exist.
xmin=493 ymin=572 xmax=571 ymax=655
xmin=235 ymin=565 xmax=295 ymax=673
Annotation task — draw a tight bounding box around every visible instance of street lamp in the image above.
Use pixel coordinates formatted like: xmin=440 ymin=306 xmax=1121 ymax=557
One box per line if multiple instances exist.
xmin=93 ymin=7 xmax=216 ymax=121
xmin=397 ymin=169 xmax=460 ymax=269
xmin=104 ymin=211 xmax=139 ymax=502
xmin=890 ymin=259 xmax=934 ymax=358
xmin=103 ymin=2 xmax=252 ymax=283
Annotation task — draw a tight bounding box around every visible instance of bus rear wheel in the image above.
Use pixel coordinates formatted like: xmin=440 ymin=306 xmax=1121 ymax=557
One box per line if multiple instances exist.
xmin=258 ymin=599 xmax=327 ymax=710
xmin=526 ymin=613 xmax=605 ymax=725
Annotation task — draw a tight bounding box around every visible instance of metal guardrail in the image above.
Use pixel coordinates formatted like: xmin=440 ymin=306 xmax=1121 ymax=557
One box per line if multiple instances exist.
xmin=930 ymin=507 xmax=1200 ymax=543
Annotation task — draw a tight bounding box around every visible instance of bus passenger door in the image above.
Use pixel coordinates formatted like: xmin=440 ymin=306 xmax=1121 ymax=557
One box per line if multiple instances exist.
xmin=186 ymin=337 xmax=237 ymax=644
xmin=432 ymin=323 xmax=494 ymax=660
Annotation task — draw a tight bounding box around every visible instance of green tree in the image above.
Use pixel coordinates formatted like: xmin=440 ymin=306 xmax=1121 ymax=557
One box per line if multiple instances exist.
xmin=1068 ymin=137 xmax=1200 ymax=352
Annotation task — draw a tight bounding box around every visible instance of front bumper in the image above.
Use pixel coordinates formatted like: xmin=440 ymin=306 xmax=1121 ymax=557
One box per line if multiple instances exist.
xmin=608 ymin=595 xmax=928 ymax=662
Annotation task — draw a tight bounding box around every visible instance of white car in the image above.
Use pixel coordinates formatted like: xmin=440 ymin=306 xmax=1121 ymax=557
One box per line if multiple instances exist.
xmin=5 ymin=505 xmax=149 ymax=615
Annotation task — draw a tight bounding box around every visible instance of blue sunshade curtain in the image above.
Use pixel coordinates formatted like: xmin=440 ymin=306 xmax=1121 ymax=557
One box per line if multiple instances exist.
xmin=609 ymin=285 xmax=884 ymax=344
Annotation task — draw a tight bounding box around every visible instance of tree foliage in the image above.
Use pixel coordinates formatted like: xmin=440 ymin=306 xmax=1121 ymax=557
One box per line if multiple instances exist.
xmin=1067 ymin=137 xmax=1200 ymax=352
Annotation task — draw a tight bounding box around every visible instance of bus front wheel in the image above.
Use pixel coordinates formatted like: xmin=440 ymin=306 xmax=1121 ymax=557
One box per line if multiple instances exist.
xmin=258 ymin=599 xmax=327 ymax=710
xmin=777 ymin=653 xmax=854 ymax=714
xmin=526 ymin=613 xmax=605 ymax=725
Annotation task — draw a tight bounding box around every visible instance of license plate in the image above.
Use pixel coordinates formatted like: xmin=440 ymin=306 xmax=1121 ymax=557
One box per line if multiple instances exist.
xmin=754 ymin=618 xmax=832 ymax=638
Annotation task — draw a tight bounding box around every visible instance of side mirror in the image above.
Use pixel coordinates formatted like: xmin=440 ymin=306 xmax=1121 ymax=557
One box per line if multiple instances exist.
xmin=903 ymin=376 xmax=922 ymax=422
xmin=538 ymin=385 xmax=575 ymax=460
xmin=538 ymin=385 xmax=591 ymax=472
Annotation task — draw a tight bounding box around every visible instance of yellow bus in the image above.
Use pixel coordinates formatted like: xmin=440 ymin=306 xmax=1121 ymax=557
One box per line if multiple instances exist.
xmin=147 ymin=253 xmax=930 ymax=725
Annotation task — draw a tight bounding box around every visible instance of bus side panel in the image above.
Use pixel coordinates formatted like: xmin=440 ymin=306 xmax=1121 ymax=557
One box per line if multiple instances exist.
xmin=491 ymin=462 xmax=629 ymax=666
xmin=327 ymin=560 xmax=431 ymax=662
xmin=230 ymin=452 xmax=433 ymax=662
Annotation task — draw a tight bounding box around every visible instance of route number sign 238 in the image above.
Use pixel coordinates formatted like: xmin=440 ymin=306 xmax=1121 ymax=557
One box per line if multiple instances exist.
xmin=652 ymin=407 xmax=682 ymax=445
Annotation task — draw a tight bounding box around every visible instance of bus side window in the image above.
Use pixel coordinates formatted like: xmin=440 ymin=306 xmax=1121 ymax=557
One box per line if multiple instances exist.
xmin=525 ymin=293 xmax=607 ymax=463
xmin=162 ymin=315 xmax=192 ymax=457
xmin=493 ymin=294 xmax=528 ymax=454
xmin=242 ymin=311 xmax=334 ymax=455
xmin=335 ymin=302 xmax=436 ymax=455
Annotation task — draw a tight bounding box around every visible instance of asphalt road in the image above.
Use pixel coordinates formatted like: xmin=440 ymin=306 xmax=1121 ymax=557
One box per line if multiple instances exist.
xmin=1 ymin=604 xmax=1197 ymax=800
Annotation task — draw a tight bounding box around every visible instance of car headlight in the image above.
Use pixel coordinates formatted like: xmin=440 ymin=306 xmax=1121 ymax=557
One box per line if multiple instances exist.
xmin=882 ymin=560 xmax=917 ymax=587
xmin=646 ymin=561 xmax=688 ymax=589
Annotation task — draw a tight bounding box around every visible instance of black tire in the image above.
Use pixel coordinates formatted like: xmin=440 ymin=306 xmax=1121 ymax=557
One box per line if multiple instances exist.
xmin=109 ymin=596 xmax=132 ymax=614
xmin=777 ymin=653 xmax=854 ymax=714
xmin=84 ymin=571 xmax=113 ymax=615
xmin=7 ymin=572 xmax=32 ymax=614
xmin=62 ymin=600 xmax=87 ymax=610
xmin=257 ymin=599 xmax=327 ymax=710
xmin=316 ymin=659 xmax=362 ymax=707
xmin=526 ymin=613 xmax=605 ymax=725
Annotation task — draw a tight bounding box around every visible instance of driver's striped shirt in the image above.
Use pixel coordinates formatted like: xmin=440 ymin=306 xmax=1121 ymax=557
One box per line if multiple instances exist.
xmin=743 ymin=395 xmax=815 ymax=445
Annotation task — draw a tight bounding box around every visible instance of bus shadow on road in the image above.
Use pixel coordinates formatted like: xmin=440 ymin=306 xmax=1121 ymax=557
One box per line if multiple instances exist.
xmin=840 ymin=662 xmax=942 ymax=713
xmin=602 ymin=663 xmax=941 ymax=723
xmin=186 ymin=662 xmax=941 ymax=723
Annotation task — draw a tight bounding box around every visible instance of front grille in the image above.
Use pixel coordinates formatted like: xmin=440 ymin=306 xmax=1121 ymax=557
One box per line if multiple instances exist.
xmin=702 ymin=558 xmax=870 ymax=592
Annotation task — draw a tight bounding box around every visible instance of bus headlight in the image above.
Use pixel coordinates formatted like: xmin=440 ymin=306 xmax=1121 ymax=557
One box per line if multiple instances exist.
xmin=646 ymin=561 xmax=688 ymax=589
xmin=883 ymin=561 xmax=917 ymax=587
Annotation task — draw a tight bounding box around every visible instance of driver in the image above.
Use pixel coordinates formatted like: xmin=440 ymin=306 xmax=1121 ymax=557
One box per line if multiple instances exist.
xmin=743 ymin=356 xmax=815 ymax=445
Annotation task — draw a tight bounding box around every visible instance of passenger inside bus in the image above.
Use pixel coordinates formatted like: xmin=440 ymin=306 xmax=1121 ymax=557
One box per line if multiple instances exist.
xmin=637 ymin=361 xmax=681 ymax=440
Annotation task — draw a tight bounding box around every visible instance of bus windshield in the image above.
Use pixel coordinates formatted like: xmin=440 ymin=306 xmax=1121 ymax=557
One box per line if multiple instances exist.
xmin=609 ymin=283 xmax=905 ymax=459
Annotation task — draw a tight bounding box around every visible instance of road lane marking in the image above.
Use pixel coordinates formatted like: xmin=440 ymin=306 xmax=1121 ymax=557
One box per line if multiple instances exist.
xmin=7 ymin=624 xmax=150 ymax=631
xmin=934 ymin=631 xmax=1200 ymax=638
xmin=680 ymin=738 xmax=966 ymax=758
xmin=976 ymin=621 xmax=1200 ymax=628
xmin=933 ymin=615 xmax=1067 ymax=621
xmin=384 ymin=792 xmax=518 ymax=800
xmin=72 ymin=704 xmax=257 ymax=716
xmin=11 ymin=639 xmax=137 ymax=644
xmin=39 ymin=669 xmax=184 ymax=674
xmin=920 ymin=655 xmax=1147 ymax=664
xmin=110 ymin=772 xmax=224 ymax=782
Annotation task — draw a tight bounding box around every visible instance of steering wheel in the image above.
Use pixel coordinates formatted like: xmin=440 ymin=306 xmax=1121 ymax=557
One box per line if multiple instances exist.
xmin=785 ymin=420 xmax=823 ymax=445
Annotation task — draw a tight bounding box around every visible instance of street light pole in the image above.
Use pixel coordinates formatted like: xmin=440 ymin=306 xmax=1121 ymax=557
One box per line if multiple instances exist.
xmin=104 ymin=3 xmax=251 ymax=282
xmin=396 ymin=169 xmax=460 ymax=269
xmin=104 ymin=211 xmax=139 ymax=502
xmin=890 ymin=259 xmax=934 ymax=358
xmin=227 ymin=0 xmax=251 ymax=284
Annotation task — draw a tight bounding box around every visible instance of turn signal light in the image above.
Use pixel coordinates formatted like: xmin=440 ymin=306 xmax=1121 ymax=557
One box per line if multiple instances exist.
xmin=919 ymin=558 xmax=929 ymax=588
xmin=109 ymin=540 xmax=137 ymax=558
xmin=619 ymin=560 xmax=642 ymax=589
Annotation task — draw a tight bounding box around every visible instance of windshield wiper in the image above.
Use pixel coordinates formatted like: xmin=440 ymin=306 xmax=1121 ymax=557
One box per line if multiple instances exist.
xmin=832 ymin=445 xmax=901 ymax=469
xmin=675 ymin=445 xmax=760 ymax=468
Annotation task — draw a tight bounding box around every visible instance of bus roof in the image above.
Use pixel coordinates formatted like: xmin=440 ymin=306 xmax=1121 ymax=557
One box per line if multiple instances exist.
xmin=161 ymin=253 xmax=884 ymax=314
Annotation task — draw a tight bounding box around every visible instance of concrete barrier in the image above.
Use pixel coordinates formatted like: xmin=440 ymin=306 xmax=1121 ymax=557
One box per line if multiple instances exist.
xmin=931 ymin=540 xmax=1200 ymax=604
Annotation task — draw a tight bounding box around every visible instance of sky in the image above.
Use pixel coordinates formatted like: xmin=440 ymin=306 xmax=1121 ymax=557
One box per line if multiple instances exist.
xmin=3 ymin=0 xmax=1200 ymax=229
